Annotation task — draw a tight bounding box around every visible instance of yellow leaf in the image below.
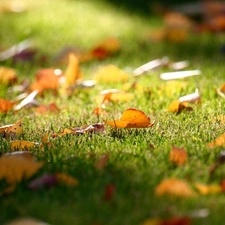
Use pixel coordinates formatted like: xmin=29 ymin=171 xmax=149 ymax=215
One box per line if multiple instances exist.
xmin=106 ymin=108 xmax=154 ymax=128
xmin=10 ymin=140 xmax=38 ymax=150
xmin=64 ymin=53 xmax=83 ymax=85
xmin=0 ymin=154 xmax=43 ymax=194
xmin=0 ymin=66 xmax=17 ymax=85
xmin=155 ymin=178 xmax=196 ymax=197
xmin=194 ymin=183 xmax=222 ymax=195
xmin=94 ymin=65 xmax=129 ymax=83
xmin=56 ymin=173 xmax=78 ymax=187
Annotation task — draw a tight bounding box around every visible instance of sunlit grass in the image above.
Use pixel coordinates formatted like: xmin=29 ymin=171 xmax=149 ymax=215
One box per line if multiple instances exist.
xmin=1 ymin=0 xmax=225 ymax=225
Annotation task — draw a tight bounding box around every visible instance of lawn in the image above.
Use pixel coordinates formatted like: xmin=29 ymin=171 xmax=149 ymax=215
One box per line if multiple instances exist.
xmin=1 ymin=0 xmax=225 ymax=225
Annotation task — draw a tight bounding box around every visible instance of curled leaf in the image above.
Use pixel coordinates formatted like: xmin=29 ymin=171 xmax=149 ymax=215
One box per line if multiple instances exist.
xmin=167 ymin=100 xmax=192 ymax=113
xmin=106 ymin=108 xmax=154 ymax=128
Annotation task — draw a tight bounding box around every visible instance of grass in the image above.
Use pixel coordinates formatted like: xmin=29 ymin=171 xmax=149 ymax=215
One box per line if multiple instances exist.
xmin=1 ymin=0 xmax=225 ymax=224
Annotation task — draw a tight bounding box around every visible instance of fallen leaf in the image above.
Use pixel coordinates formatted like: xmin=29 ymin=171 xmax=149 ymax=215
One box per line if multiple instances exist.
xmin=90 ymin=37 xmax=120 ymax=60
xmin=53 ymin=123 xmax=105 ymax=137
xmin=155 ymin=178 xmax=196 ymax=197
xmin=64 ymin=53 xmax=83 ymax=86
xmin=209 ymin=151 xmax=225 ymax=176
xmin=4 ymin=151 xmax=33 ymax=160
xmin=167 ymin=100 xmax=192 ymax=113
xmin=4 ymin=217 xmax=50 ymax=225
xmin=94 ymin=65 xmax=129 ymax=83
xmin=56 ymin=173 xmax=78 ymax=187
xmin=10 ymin=140 xmax=38 ymax=150
xmin=160 ymin=70 xmax=201 ymax=80
xmin=0 ymin=67 xmax=17 ymax=85
xmin=35 ymin=102 xmax=59 ymax=114
xmin=169 ymin=146 xmax=188 ymax=166
xmin=95 ymin=154 xmax=109 ymax=170
xmin=141 ymin=217 xmax=191 ymax=225
xmin=104 ymin=183 xmax=115 ymax=201
xmin=0 ymin=154 xmax=43 ymax=194
xmin=207 ymin=132 xmax=225 ymax=147
xmin=194 ymin=183 xmax=222 ymax=195
xmin=28 ymin=174 xmax=57 ymax=190
xmin=0 ymin=120 xmax=23 ymax=139
xmin=106 ymin=108 xmax=154 ymax=128
xmin=220 ymin=180 xmax=225 ymax=191
xmin=0 ymin=98 xmax=15 ymax=113
xmin=30 ymin=68 xmax=63 ymax=93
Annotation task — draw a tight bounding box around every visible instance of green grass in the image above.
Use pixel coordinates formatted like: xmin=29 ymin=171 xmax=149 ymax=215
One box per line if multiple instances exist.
xmin=1 ymin=0 xmax=225 ymax=224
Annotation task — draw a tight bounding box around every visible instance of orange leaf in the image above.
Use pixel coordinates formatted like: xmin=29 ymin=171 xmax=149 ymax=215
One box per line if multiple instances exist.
xmin=35 ymin=102 xmax=59 ymax=114
xmin=169 ymin=146 xmax=187 ymax=166
xmin=155 ymin=178 xmax=196 ymax=197
xmin=94 ymin=65 xmax=129 ymax=83
xmin=30 ymin=68 xmax=63 ymax=93
xmin=106 ymin=108 xmax=154 ymax=128
xmin=207 ymin=132 xmax=225 ymax=147
xmin=0 ymin=98 xmax=15 ymax=113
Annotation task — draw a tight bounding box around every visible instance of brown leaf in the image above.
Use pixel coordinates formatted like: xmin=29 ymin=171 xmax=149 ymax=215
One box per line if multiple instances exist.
xmin=0 ymin=120 xmax=23 ymax=139
xmin=104 ymin=183 xmax=115 ymax=202
xmin=10 ymin=140 xmax=38 ymax=151
xmin=169 ymin=146 xmax=188 ymax=166
xmin=95 ymin=154 xmax=109 ymax=170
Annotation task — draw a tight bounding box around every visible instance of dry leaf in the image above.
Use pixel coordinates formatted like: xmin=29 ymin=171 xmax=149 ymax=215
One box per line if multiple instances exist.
xmin=167 ymin=100 xmax=192 ymax=113
xmin=4 ymin=151 xmax=33 ymax=160
xmin=10 ymin=140 xmax=38 ymax=150
xmin=0 ymin=66 xmax=17 ymax=85
xmin=141 ymin=218 xmax=161 ymax=225
xmin=141 ymin=217 xmax=191 ymax=225
xmin=169 ymin=146 xmax=188 ymax=166
xmin=0 ymin=120 xmax=23 ymax=139
xmin=64 ymin=53 xmax=83 ymax=86
xmin=0 ymin=98 xmax=15 ymax=113
xmin=207 ymin=132 xmax=225 ymax=147
xmin=155 ymin=178 xmax=196 ymax=197
xmin=95 ymin=154 xmax=109 ymax=170
xmin=53 ymin=123 xmax=105 ymax=137
xmin=194 ymin=183 xmax=222 ymax=195
xmin=30 ymin=68 xmax=63 ymax=93
xmin=106 ymin=108 xmax=154 ymax=128
xmin=0 ymin=154 xmax=43 ymax=194
xmin=94 ymin=65 xmax=129 ymax=83
xmin=28 ymin=174 xmax=57 ymax=190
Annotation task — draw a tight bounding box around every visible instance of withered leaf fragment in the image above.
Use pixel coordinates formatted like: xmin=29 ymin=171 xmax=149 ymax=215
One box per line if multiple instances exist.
xmin=0 ymin=98 xmax=15 ymax=113
xmin=0 ymin=120 xmax=23 ymax=139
